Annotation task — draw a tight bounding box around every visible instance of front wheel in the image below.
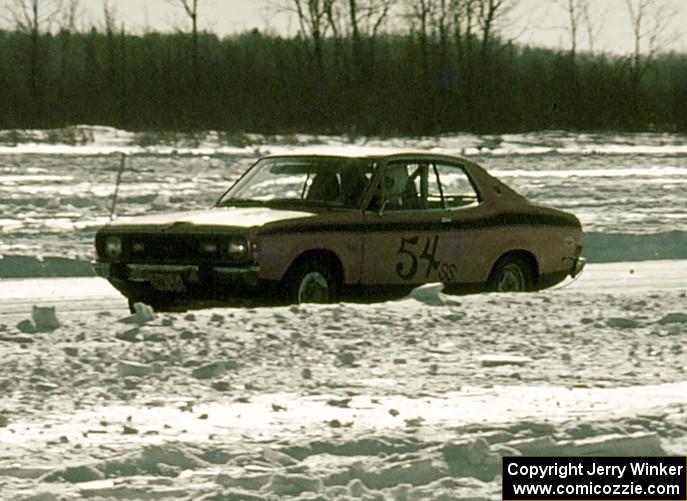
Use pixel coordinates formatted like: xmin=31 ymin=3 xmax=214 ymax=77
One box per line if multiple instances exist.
xmin=488 ymin=255 xmax=535 ymax=292
xmin=286 ymin=260 xmax=339 ymax=304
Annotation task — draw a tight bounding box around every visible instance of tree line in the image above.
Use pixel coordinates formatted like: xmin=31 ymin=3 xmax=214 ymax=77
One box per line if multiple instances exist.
xmin=0 ymin=0 xmax=685 ymax=135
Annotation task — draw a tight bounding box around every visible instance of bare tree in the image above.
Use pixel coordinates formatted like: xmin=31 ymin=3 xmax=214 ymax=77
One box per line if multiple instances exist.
xmin=449 ymin=0 xmax=477 ymax=61
xmin=102 ymin=0 xmax=119 ymax=92
xmin=623 ymin=0 xmax=678 ymax=121
xmin=278 ymin=0 xmax=337 ymax=78
xmin=579 ymin=0 xmax=603 ymax=54
xmin=433 ymin=0 xmax=450 ymax=59
xmin=429 ymin=0 xmax=480 ymax=60
xmin=337 ymin=0 xmax=392 ymax=131
xmin=271 ymin=0 xmax=391 ymax=78
xmin=2 ymin=0 xmax=62 ymax=105
xmin=551 ymin=0 xmax=581 ymax=57
xmin=475 ymin=0 xmax=517 ymax=54
xmin=57 ymin=0 xmax=80 ymax=106
xmin=348 ymin=0 xmax=363 ymax=69
xmin=624 ymin=0 xmax=675 ymax=78
xmin=402 ymin=0 xmax=439 ymax=128
xmin=405 ymin=0 xmax=435 ymax=79
xmin=102 ymin=0 xmax=116 ymax=34
xmin=323 ymin=0 xmax=345 ymax=69
xmin=347 ymin=0 xmax=392 ymax=68
xmin=349 ymin=0 xmax=392 ymax=38
xmin=324 ymin=0 xmax=343 ymax=39
xmin=3 ymin=0 xmax=60 ymax=32
xmin=165 ymin=0 xmax=201 ymax=75
xmin=60 ymin=0 xmax=78 ymax=31
xmin=552 ymin=0 xmax=604 ymax=57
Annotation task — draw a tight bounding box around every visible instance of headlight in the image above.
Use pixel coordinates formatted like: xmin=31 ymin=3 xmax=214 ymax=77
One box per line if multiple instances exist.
xmin=200 ymin=241 xmax=218 ymax=253
xmin=227 ymin=236 xmax=248 ymax=257
xmin=104 ymin=236 xmax=122 ymax=258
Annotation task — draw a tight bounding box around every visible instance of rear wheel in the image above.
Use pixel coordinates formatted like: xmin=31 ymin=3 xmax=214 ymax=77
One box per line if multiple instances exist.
xmin=488 ymin=255 xmax=535 ymax=292
xmin=286 ymin=260 xmax=339 ymax=304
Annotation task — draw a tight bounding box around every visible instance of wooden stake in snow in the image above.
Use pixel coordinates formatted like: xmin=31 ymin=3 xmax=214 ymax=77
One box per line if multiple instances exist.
xmin=109 ymin=152 xmax=127 ymax=221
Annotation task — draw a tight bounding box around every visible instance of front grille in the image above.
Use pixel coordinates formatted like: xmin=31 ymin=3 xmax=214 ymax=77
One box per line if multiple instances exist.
xmin=129 ymin=235 xmax=206 ymax=263
xmin=98 ymin=232 xmax=248 ymax=265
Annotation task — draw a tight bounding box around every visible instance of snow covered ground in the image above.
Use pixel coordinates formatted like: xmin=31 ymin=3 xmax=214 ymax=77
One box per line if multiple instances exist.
xmin=0 ymin=260 xmax=686 ymax=499
xmin=0 ymin=127 xmax=686 ymax=500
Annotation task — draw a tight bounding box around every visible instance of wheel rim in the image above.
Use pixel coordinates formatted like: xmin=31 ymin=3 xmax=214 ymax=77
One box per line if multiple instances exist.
xmin=297 ymin=271 xmax=331 ymax=303
xmin=496 ymin=263 xmax=527 ymax=292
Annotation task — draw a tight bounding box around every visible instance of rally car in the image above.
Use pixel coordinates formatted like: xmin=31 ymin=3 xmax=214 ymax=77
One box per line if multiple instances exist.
xmin=94 ymin=148 xmax=585 ymax=309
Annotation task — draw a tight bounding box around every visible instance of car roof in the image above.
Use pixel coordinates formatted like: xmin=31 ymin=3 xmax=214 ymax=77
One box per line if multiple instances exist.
xmin=263 ymin=146 xmax=463 ymax=161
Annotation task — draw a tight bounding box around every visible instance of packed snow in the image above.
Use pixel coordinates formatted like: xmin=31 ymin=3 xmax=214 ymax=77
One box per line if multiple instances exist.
xmin=1 ymin=282 xmax=686 ymax=499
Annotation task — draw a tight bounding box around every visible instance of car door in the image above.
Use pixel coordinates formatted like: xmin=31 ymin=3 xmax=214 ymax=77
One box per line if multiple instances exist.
xmin=427 ymin=160 xmax=492 ymax=285
xmin=360 ymin=159 xmax=477 ymax=285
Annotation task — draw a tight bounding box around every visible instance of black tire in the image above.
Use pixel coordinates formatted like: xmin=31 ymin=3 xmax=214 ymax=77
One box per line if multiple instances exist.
xmin=285 ymin=259 xmax=340 ymax=304
xmin=488 ymin=255 xmax=535 ymax=292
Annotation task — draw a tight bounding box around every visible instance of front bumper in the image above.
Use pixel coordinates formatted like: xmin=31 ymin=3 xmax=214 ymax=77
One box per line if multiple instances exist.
xmin=571 ymin=257 xmax=586 ymax=278
xmin=93 ymin=262 xmax=260 ymax=292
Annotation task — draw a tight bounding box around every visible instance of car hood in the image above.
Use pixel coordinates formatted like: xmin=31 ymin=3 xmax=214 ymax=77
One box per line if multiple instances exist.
xmin=106 ymin=207 xmax=316 ymax=228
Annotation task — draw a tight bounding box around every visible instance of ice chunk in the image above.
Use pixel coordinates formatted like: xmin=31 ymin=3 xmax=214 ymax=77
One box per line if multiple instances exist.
xmin=196 ymin=360 xmax=237 ymax=380
xmin=267 ymin=472 xmax=322 ymax=496
xmin=409 ymin=283 xmax=446 ymax=306
xmin=479 ymin=355 xmax=532 ymax=367
xmin=119 ymin=302 xmax=156 ymax=325
xmin=32 ymin=305 xmax=59 ymax=331
xmin=117 ymin=360 xmax=155 ymax=378
xmin=658 ymin=313 xmax=687 ymax=325
xmin=607 ymin=317 xmax=640 ymax=329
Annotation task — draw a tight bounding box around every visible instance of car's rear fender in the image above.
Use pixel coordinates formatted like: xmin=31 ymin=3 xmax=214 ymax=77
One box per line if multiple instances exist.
xmin=487 ymin=249 xmax=539 ymax=284
xmin=481 ymin=225 xmax=581 ymax=283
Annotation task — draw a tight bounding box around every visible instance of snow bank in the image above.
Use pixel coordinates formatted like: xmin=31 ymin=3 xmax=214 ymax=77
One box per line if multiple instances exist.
xmin=0 ymin=255 xmax=94 ymax=278
xmin=584 ymin=231 xmax=687 ymax=262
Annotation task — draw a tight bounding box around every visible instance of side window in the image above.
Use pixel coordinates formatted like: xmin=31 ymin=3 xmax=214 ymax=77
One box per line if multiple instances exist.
xmin=376 ymin=162 xmax=423 ymax=211
xmin=304 ymin=170 xmax=341 ymax=202
xmin=431 ymin=163 xmax=480 ymax=208
xmin=301 ymin=160 xmax=374 ymax=207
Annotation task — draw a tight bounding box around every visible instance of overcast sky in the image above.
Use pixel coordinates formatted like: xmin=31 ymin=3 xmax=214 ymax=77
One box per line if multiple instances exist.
xmin=22 ymin=0 xmax=687 ymax=55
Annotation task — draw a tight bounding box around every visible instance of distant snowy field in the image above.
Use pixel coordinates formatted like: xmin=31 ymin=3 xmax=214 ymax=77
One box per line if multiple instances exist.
xmin=0 ymin=126 xmax=686 ymax=276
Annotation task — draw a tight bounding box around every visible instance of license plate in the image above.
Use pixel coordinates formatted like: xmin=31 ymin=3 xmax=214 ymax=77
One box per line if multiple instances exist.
xmin=149 ymin=274 xmax=186 ymax=292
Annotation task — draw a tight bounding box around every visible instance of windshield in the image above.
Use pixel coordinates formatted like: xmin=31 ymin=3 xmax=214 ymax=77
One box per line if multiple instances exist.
xmin=217 ymin=157 xmax=375 ymax=209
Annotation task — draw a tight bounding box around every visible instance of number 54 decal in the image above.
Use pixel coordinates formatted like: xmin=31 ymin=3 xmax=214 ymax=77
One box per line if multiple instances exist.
xmin=395 ymin=235 xmax=458 ymax=282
